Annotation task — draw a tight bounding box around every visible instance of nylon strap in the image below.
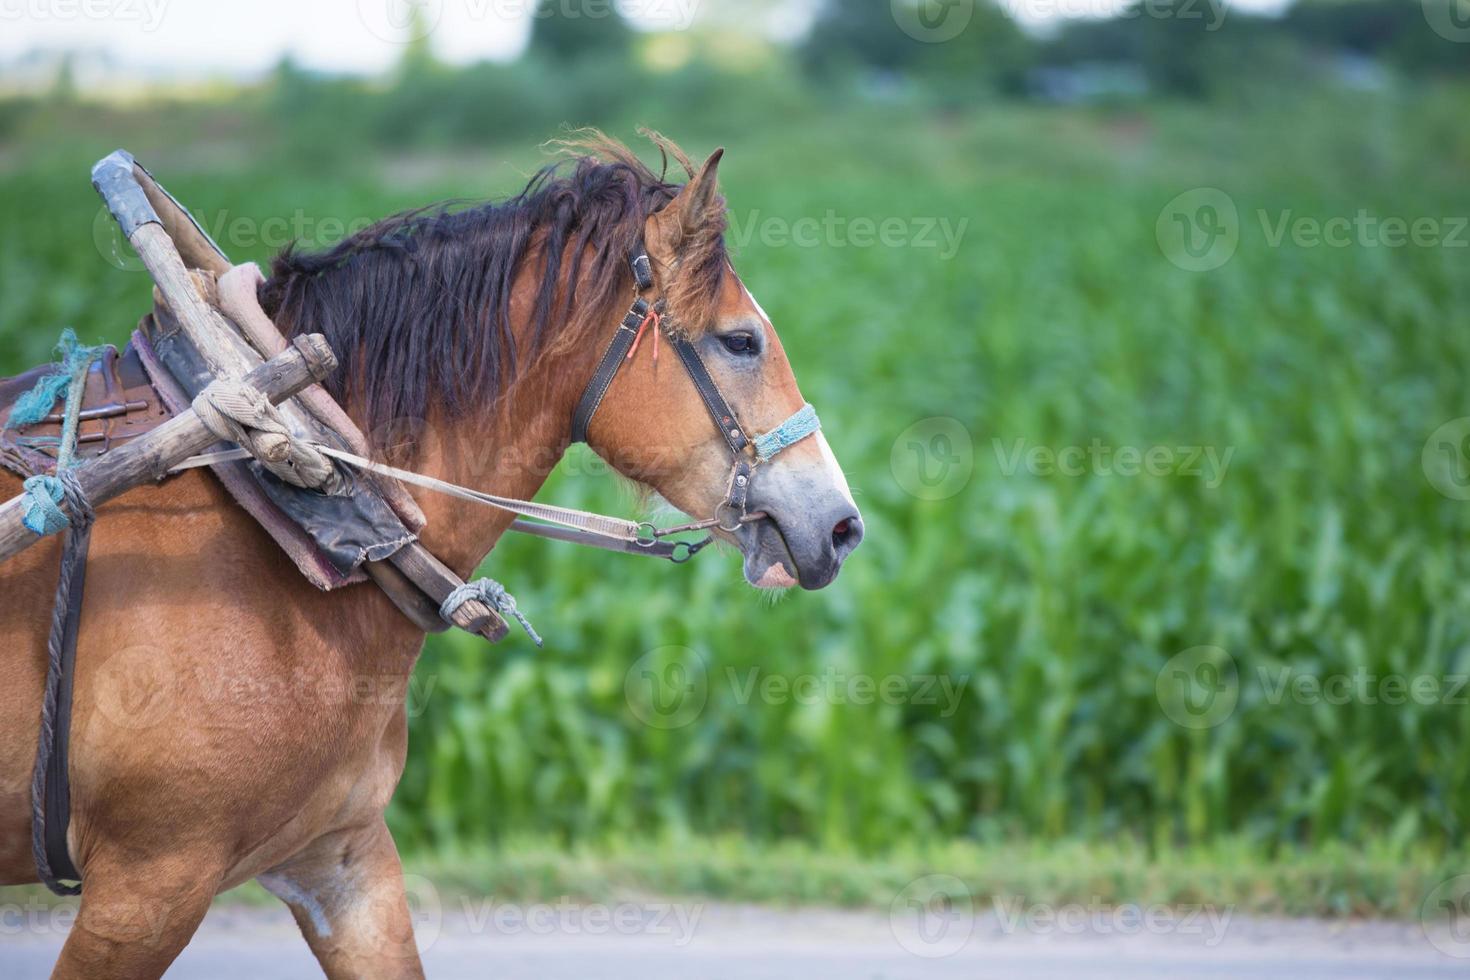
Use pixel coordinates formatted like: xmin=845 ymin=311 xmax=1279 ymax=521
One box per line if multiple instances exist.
xmin=664 ymin=332 xmax=750 ymax=455
xmin=570 ymin=298 xmax=649 ymax=445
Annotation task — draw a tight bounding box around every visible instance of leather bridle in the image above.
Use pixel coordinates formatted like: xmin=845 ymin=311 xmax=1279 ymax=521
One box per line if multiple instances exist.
xmin=568 ymin=247 xmax=822 ymax=559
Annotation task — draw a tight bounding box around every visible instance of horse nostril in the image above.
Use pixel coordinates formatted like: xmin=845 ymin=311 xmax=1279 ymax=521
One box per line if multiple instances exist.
xmin=831 ymin=515 xmax=863 ymax=555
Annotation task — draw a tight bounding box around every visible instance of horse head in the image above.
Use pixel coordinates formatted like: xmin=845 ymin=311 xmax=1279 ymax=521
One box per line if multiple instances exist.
xmin=579 ymin=145 xmax=863 ymax=590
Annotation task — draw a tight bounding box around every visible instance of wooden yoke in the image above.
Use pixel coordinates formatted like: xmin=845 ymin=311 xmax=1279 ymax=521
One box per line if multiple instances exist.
xmin=88 ymin=151 xmax=508 ymax=642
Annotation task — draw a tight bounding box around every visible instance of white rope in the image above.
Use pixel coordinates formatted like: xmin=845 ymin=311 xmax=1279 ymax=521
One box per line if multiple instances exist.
xmin=171 ymin=444 xmax=647 ymax=544
xmin=317 ymin=446 xmax=645 ymax=541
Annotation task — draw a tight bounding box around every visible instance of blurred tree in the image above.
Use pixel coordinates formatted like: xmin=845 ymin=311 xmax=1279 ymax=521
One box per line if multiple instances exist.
xmin=529 ymin=0 xmax=633 ymax=62
xmin=1282 ymin=0 xmax=1470 ymax=76
xmin=802 ymin=0 xmax=1036 ymax=98
xmin=397 ymin=3 xmax=441 ymax=79
xmin=802 ymin=1 xmax=924 ymax=76
xmin=49 ymin=53 xmax=78 ymax=105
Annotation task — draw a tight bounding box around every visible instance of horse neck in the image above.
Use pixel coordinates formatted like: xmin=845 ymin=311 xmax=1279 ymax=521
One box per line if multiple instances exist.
xmin=391 ymin=302 xmax=608 ymax=580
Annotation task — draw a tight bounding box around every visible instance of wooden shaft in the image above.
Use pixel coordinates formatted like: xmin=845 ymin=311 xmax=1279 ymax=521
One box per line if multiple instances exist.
xmin=385 ymin=546 xmax=510 ymax=643
xmin=131 ymin=223 xmax=259 ymax=379
xmin=0 ymin=335 xmax=336 ymax=565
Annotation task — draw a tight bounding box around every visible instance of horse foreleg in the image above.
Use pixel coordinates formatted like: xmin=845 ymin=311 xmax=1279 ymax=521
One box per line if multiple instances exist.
xmin=258 ymin=819 xmax=425 ymax=980
xmin=50 ymin=853 xmax=220 ymax=979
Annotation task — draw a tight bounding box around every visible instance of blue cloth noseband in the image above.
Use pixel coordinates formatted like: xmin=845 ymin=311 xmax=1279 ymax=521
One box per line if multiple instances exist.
xmin=753 ymin=403 xmax=821 ymax=462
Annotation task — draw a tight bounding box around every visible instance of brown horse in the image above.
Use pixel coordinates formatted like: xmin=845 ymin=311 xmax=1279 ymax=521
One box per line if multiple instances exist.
xmin=0 ymin=133 xmax=861 ymax=978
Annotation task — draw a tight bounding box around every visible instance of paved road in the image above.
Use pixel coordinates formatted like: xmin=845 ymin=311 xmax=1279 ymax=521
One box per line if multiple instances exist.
xmin=3 ymin=899 xmax=1467 ymax=978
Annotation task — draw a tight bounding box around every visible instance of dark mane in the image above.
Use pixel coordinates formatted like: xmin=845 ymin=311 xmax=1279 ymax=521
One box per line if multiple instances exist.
xmin=258 ymin=132 xmax=727 ymax=444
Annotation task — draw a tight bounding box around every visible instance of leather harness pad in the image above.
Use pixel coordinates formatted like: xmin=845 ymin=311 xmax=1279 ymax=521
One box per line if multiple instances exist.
xmin=0 ymin=345 xmax=171 ymax=480
xmin=138 ymin=313 xmax=415 ymax=578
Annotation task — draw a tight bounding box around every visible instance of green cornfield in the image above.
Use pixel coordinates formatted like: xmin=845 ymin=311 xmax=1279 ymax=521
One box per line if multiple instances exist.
xmin=3 ymin=86 xmax=1469 ymax=862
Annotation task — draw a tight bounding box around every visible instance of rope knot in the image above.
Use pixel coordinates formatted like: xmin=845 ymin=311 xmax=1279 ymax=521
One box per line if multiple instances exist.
xmin=440 ymin=578 xmax=543 ymax=647
xmin=191 ymin=379 xmax=344 ymax=492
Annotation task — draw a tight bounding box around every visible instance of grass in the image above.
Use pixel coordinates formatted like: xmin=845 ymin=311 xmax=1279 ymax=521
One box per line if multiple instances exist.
xmin=2 ymin=85 xmax=1469 ymax=897
xmin=2 ymin=835 xmax=1456 ymax=920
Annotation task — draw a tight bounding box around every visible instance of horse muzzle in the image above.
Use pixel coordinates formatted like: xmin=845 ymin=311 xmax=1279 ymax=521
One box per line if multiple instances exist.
xmin=737 ymin=491 xmax=863 ymax=591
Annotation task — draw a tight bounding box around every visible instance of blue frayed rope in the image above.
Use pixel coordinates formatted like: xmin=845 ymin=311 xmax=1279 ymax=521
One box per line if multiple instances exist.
xmin=441 ymin=577 xmax=543 ymax=647
xmin=10 ymin=329 xmax=104 ymax=536
xmin=5 ymin=329 xmax=100 ymax=431
xmin=21 ymin=475 xmax=70 ymax=535
xmin=753 ymin=403 xmax=821 ymax=462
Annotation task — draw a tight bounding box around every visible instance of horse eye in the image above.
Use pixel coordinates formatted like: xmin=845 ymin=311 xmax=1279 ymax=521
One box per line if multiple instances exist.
xmin=720 ymin=333 xmax=757 ymax=356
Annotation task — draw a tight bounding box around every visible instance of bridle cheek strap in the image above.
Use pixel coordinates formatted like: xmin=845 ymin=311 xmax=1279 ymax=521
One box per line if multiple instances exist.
xmin=569 ymin=248 xmax=823 ymax=534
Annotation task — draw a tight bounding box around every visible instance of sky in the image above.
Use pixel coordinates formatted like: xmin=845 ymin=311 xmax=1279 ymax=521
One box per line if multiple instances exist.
xmin=0 ymin=0 xmax=1294 ymax=80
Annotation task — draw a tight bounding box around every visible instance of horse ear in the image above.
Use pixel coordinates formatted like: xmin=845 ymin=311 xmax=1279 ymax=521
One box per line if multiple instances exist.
xmin=647 ymin=147 xmax=725 ymax=262
xmin=677 ymin=147 xmax=723 ymax=235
